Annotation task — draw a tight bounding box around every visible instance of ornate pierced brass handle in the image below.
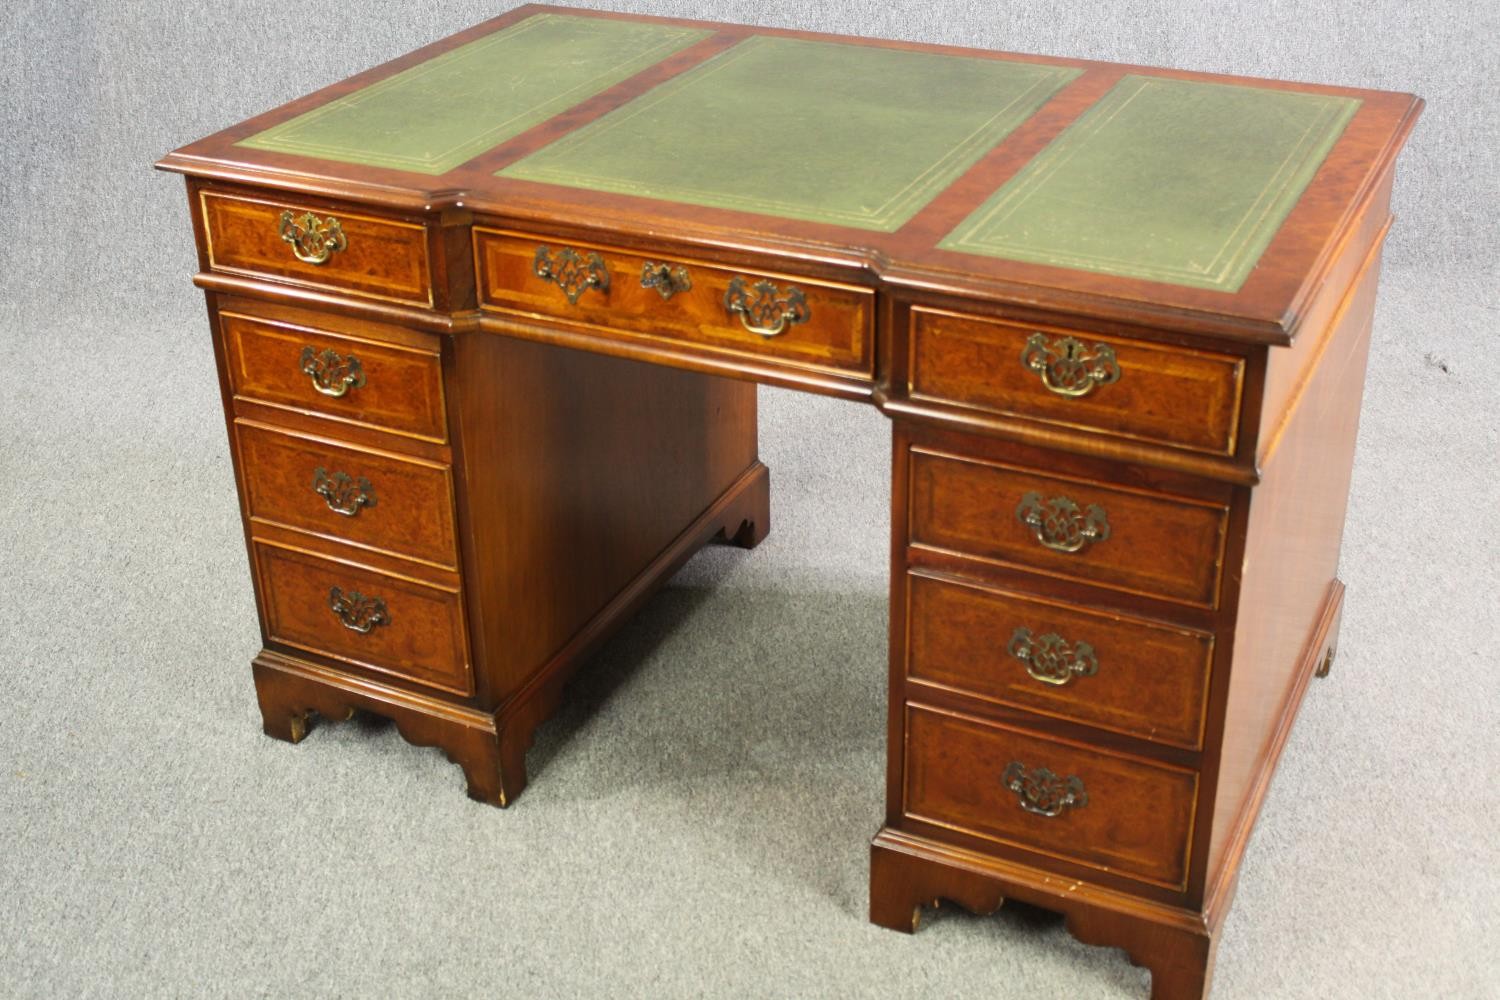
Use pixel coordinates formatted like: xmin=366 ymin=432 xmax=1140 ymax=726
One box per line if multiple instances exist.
xmin=1002 ymin=762 xmax=1087 ymax=818
xmin=640 ymin=261 xmax=692 ymax=301
xmin=328 ymin=587 xmax=389 ymax=634
xmin=1021 ymin=332 xmax=1120 ymax=397
xmin=299 ymin=346 xmax=366 ymax=398
xmin=534 ymin=245 xmax=610 ymax=305
xmin=278 ymin=210 xmax=348 ymax=265
xmin=313 ymin=467 xmax=376 ymax=517
xmin=1008 ymin=627 xmax=1098 ymax=686
xmin=1016 ymin=491 xmax=1110 ymax=553
xmin=723 ymin=276 xmax=810 ymax=337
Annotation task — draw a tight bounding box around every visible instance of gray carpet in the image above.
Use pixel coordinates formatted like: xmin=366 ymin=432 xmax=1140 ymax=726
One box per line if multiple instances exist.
xmin=1 ymin=2 xmax=1496 ymax=998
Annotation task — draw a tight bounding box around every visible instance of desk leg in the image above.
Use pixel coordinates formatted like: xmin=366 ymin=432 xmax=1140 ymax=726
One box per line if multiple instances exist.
xmin=871 ymin=831 xmax=1217 ymax=1000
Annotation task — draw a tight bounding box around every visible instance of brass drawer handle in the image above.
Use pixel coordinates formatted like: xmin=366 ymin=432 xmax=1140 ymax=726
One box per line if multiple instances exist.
xmin=1008 ymin=627 xmax=1098 ymax=686
xmin=1021 ymin=332 xmax=1120 ymax=397
xmin=278 ymin=210 xmax=348 ymax=265
xmin=723 ymin=276 xmax=810 ymax=337
xmin=312 ymin=467 xmax=376 ymax=517
xmin=1002 ymin=762 xmax=1088 ymax=818
xmin=328 ymin=587 xmax=389 ymax=634
xmin=1016 ymin=491 xmax=1110 ymax=554
xmin=534 ymin=245 xmax=610 ymax=304
xmin=299 ymin=346 xmax=366 ymax=398
xmin=641 ymin=261 xmax=692 ymax=301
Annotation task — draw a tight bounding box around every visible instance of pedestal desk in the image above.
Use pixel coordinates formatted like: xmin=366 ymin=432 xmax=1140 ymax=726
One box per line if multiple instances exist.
xmin=157 ymin=8 xmax=1421 ymax=997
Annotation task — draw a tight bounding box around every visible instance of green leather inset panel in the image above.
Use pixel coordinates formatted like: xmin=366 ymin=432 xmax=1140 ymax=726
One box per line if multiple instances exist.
xmin=940 ymin=75 xmax=1361 ymax=291
xmin=500 ymin=36 xmax=1080 ymax=232
xmin=237 ymin=14 xmax=711 ymax=175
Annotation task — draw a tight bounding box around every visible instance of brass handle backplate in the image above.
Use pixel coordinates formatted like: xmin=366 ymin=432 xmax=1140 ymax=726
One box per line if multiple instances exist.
xmin=1016 ymin=491 xmax=1110 ymax=554
xmin=299 ymin=346 xmax=366 ymax=398
xmin=1008 ymin=627 xmax=1098 ymax=686
xmin=278 ymin=210 xmax=348 ymax=265
xmin=313 ymin=467 xmax=376 ymax=517
xmin=1002 ymin=762 xmax=1087 ymax=817
xmin=640 ymin=261 xmax=692 ymax=301
xmin=328 ymin=587 xmax=389 ymax=634
xmin=723 ymin=276 xmax=810 ymax=337
xmin=534 ymin=245 xmax=610 ymax=305
xmin=1021 ymin=332 xmax=1120 ymax=397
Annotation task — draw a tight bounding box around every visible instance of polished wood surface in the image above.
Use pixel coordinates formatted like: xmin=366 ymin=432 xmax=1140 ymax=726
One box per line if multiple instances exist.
xmin=908 ymin=448 xmax=1230 ymax=608
xmin=475 ymin=228 xmax=875 ymax=380
xmin=158 ymin=8 xmax=1420 ymax=998
xmin=905 ymin=702 xmax=1199 ymax=888
xmin=201 ymin=189 xmax=433 ymax=306
xmin=906 ymin=570 xmax=1214 ymax=750
xmin=909 ymin=307 xmax=1246 ymax=455
xmin=253 ymin=539 xmax=472 ymax=696
xmin=235 ymin=420 xmax=458 ymax=568
xmin=220 ymin=307 xmax=449 ymax=442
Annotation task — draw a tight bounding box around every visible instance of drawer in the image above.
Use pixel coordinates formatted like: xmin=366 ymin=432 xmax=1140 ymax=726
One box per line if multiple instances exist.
xmin=906 ymin=572 xmax=1214 ymax=749
xmin=909 ymin=307 xmax=1245 ymax=456
xmin=221 ymin=309 xmax=447 ymax=442
xmin=235 ymin=421 xmax=458 ymax=569
xmin=201 ymin=190 xmax=432 ymax=306
xmin=254 ymin=541 xmax=471 ymax=696
xmin=904 ymin=703 xmax=1198 ymax=889
xmin=474 ymin=228 xmax=874 ymax=378
xmin=908 ymin=449 xmax=1229 ymax=608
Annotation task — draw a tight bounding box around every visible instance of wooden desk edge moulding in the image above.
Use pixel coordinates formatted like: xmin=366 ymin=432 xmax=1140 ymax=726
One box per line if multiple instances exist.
xmin=157 ymin=7 xmax=1421 ymax=998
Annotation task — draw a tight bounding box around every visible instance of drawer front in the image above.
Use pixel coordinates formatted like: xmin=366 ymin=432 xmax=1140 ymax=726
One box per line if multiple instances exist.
xmin=908 ymin=449 xmax=1228 ymax=608
xmin=909 ymin=307 xmax=1244 ymax=455
xmin=236 ymin=422 xmax=458 ymax=569
xmin=254 ymin=542 xmax=471 ymax=696
xmin=221 ymin=310 xmax=447 ymax=442
xmin=907 ymin=572 xmax=1214 ymax=749
xmin=202 ymin=190 xmax=432 ymax=306
xmin=475 ymin=229 xmax=874 ymax=378
xmin=904 ymin=703 xmax=1198 ymax=889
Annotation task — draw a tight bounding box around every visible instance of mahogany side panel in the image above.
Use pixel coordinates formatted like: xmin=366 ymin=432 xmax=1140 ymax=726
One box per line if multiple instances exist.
xmin=1256 ymin=174 xmax=1394 ymax=467
xmin=1203 ymin=232 xmax=1385 ymax=893
xmin=445 ymin=327 xmax=760 ymax=708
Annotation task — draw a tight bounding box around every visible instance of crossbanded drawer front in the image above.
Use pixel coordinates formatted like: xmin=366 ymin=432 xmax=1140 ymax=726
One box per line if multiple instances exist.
xmin=253 ymin=541 xmax=472 ymax=696
xmin=235 ymin=421 xmax=458 ymax=569
xmin=908 ymin=449 xmax=1229 ymax=608
xmin=906 ymin=572 xmax=1214 ymax=749
xmin=221 ymin=310 xmax=447 ymax=442
xmin=909 ymin=307 xmax=1244 ymax=455
xmin=904 ymin=703 xmax=1198 ymax=889
xmin=474 ymin=229 xmax=874 ymax=378
xmin=201 ymin=190 xmax=432 ymax=306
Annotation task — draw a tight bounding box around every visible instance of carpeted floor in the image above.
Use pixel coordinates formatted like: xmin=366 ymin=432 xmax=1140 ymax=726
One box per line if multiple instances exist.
xmin=1 ymin=266 xmax=1495 ymax=999
xmin=2 ymin=2 xmax=1496 ymax=998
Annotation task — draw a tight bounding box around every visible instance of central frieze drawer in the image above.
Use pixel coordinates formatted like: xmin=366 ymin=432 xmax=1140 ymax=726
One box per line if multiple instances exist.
xmin=235 ymin=421 xmax=459 ymax=569
xmin=474 ymin=228 xmax=874 ymax=378
xmin=904 ymin=703 xmax=1198 ymax=889
xmin=908 ymin=448 xmax=1229 ymax=608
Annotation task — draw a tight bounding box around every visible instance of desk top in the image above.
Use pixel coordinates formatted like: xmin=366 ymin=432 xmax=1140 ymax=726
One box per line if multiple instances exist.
xmin=159 ymin=5 xmax=1421 ymax=344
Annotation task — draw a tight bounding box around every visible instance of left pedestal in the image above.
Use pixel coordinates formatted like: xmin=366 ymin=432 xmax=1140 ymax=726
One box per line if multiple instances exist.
xmin=192 ymin=185 xmax=766 ymax=806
